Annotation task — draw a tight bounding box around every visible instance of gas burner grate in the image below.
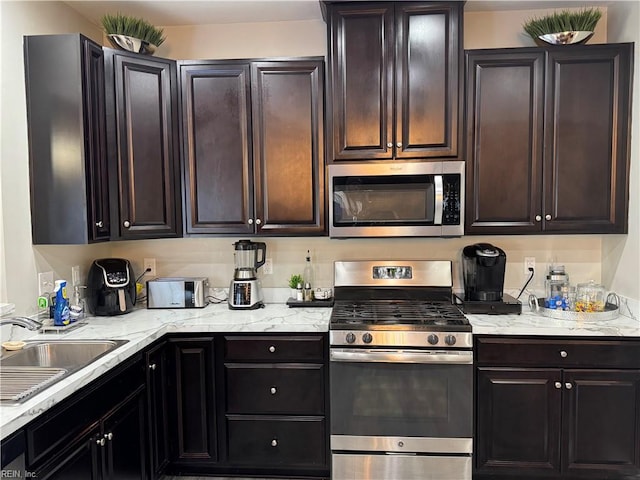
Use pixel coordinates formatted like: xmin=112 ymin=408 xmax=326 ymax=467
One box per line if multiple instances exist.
xmin=331 ymin=300 xmax=467 ymax=326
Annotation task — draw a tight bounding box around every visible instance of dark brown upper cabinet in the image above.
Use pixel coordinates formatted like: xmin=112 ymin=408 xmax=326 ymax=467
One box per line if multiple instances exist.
xmin=25 ymin=34 xmax=111 ymax=244
xmin=325 ymin=1 xmax=462 ymax=161
xmin=180 ymin=58 xmax=325 ymax=235
xmin=105 ymin=49 xmax=182 ymax=240
xmin=466 ymin=43 xmax=633 ymax=235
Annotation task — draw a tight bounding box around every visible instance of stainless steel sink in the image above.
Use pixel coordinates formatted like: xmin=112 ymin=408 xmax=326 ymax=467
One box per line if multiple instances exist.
xmin=0 ymin=339 xmax=128 ymax=403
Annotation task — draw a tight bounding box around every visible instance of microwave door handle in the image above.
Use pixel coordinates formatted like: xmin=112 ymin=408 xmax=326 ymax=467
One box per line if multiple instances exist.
xmin=434 ymin=175 xmax=443 ymax=225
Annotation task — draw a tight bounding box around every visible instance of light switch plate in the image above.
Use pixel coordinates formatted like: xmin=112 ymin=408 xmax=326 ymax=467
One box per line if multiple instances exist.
xmin=38 ymin=271 xmax=54 ymax=296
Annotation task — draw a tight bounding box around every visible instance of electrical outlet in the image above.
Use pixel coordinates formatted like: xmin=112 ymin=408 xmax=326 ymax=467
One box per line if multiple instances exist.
xmin=263 ymin=258 xmax=273 ymax=275
xmin=38 ymin=271 xmax=54 ymax=296
xmin=143 ymin=258 xmax=157 ymax=277
xmin=524 ymin=257 xmax=536 ymax=275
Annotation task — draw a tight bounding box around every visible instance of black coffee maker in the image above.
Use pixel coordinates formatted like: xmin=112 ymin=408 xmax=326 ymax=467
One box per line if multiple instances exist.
xmin=87 ymin=258 xmax=136 ymax=315
xmin=462 ymin=243 xmax=506 ymax=302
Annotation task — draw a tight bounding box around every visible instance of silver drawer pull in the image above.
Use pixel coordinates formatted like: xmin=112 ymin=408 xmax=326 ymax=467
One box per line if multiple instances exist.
xmin=271 ymin=439 xmax=278 ymax=447
xmin=565 ymin=382 xmax=573 ymax=390
xmin=270 ymin=387 xmax=277 ymax=395
xmin=269 ymin=345 xmax=276 ymax=353
xmin=555 ymin=382 xmax=562 ymax=389
xmin=104 ymin=432 xmax=113 ymax=441
xmin=560 ymin=350 xmax=568 ymax=358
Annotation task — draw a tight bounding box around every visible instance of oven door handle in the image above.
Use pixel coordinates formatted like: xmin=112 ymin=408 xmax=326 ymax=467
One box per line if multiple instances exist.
xmin=330 ymin=348 xmax=473 ymax=364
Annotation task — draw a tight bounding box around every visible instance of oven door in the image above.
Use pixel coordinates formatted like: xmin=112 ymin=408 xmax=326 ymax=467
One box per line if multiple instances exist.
xmin=330 ymin=348 xmax=472 ymax=454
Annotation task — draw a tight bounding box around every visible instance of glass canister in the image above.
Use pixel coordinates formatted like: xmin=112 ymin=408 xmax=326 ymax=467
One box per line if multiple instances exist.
xmin=575 ymin=281 xmax=606 ymax=312
xmin=545 ymin=265 xmax=570 ymax=310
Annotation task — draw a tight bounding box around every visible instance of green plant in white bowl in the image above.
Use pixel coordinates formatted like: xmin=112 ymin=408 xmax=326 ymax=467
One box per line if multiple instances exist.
xmin=101 ymin=13 xmax=166 ymax=54
xmin=523 ymin=8 xmax=602 ymax=45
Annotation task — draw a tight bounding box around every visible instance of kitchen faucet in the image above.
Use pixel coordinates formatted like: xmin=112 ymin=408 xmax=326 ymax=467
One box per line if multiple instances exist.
xmin=0 ymin=317 xmax=42 ymax=331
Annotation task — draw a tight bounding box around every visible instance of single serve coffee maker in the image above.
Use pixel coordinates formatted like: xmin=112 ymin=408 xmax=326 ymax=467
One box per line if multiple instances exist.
xmin=228 ymin=240 xmax=266 ymax=309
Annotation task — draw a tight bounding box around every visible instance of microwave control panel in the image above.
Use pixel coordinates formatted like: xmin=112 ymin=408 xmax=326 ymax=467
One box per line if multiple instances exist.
xmin=442 ymin=175 xmax=461 ymax=225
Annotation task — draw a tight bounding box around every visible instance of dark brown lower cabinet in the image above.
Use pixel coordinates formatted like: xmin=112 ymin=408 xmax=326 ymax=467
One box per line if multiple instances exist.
xmin=145 ymin=342 xmax=169 ymax=479
xmin=475 ymin=336 xmax=640 ymax=480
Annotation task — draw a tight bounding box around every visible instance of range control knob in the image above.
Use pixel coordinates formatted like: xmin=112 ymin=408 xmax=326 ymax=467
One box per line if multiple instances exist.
xmin=345 ymin=332 xmax=356 ymax=344
xmin=427 ymin=334 xmax=439 ymax=345
xmin=444 ymin=335 xmax=457 ymax=346
xmin=362 ymin=333 xmax=373 ymax=344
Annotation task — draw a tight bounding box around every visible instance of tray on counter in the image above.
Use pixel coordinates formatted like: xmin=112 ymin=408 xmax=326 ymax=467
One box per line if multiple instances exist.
xmin=286 ymin=297 xmax=334 ymax=308
xmin=529 ymin=294 xmax=620 ymax=321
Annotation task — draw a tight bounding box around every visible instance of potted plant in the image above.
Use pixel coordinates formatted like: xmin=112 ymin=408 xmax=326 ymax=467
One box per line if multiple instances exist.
xmin=523 ymin=8 xmax=602 ymax=45
xmin=288 ymin=274 xmax=303 ymax=299
xmin=101 ymin=13 xmax=166 ymax=55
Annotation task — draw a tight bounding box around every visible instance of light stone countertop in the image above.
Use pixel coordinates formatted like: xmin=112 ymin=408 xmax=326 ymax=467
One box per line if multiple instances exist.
xmin=1 ymin=301 xmax=638 ymax=440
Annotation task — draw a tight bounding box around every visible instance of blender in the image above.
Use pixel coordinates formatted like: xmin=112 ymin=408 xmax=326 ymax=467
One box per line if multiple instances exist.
xmin=228 ymin=240 xmax=266 ymax=309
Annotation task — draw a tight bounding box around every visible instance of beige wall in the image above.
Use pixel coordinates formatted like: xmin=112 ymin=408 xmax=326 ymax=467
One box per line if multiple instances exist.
xmin=1 ymin=2 xmax=636 ymax=316
xmin=602 ymin=1 xmax=640 ymax=302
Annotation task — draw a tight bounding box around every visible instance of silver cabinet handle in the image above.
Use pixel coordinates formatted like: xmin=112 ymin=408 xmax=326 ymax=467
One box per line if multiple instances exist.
xmin=555 ymin=382 xmax=562 ymax=389
xmin=271 ymin=439 xmax=278 ymax=447
xmin=96 ymin=438 xmax=105 ymax=446
xmin=387 ymin=142 xmax=393 ymax=148
xmin=149 ymin=363 xmax=156 ymax=370
xmin=256 ymin=219 xmax=262 ymax=225
xmin=560 ymin=350 xmax=568 ymax=358
xmin=545 ymin=214 xmax=552 ymax=220
xmin=248 ymin=218 xmax=254 ymax=225
xmin=269 ymin=345 xmax=276 ymax=353
xmin=535 ymin=215 xmax=542 ymax=222
xmin=396 ymin=142 xmax=402 ymax=148
xmin=270 ymin=387 xmax=277 ymax=395
xmin=565 ymin=382 xmax=573 ymax=390
xmin=96 ymin=221 xmax=103 ymax=228
xmin=123 ymin=220 xmax=130 ymax=228
xmin=105 ymin=432 xmax=113 ymax=441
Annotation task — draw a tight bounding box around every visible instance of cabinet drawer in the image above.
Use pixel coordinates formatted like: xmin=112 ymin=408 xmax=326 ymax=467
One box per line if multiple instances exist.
xmin=226 ymin=364 xmax=324 ymax=414
xmin=476 ymin=337 xmax=640 ymax=368
xmin=224 ymin=335 xmax=325 ymax=362
xmin=227 ymin=416 xmax=326 ymax=467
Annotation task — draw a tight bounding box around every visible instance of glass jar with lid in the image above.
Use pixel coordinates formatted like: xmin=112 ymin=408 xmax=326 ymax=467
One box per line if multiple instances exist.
xmin=575 ymin=280 xmax=606 ymax=312
xmin=545 ymin=265 xmax=570 ymax=310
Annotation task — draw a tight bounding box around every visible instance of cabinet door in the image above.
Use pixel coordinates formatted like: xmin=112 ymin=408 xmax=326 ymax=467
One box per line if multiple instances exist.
xmin=328 ymin=3 xmax=394 ymax=160
xmin=543 ymin=44 xmax=632 ymax=233
xmin=475 ymin=368 xmax=561 ymax=475
xmin=251 ymin=61 xmax=325 ymax=234
xmin=180 ymin=63 xmax=254 ymax=234
xmin=167 ymin=338 xmax=217 ymax=465
xmin=146 ymin=343 xmax=169 ymax=477
xmin=562 ymin=369 xmax=640 ymax=477
xmin=108 ymin=51 xmax=181 ymax=239
xmin=395 ymin=2 xmax=461 ymax=159
xmin=83 ymin=40 xmax=110 ymax=241
xmin=35 ymin=429 xmax=100 ymax=480
xmin=465 ymin=50 xmax=544 ymax=234
xmin=102 ymin=387 xmax=147 ymax=480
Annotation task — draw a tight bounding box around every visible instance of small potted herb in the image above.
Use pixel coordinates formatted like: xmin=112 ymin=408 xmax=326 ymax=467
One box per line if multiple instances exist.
xmin=288 ymin=274 xmax=303 ymax=299
xmin=523 ymin=8 xmax=601 ymax=45
xmin=101 ymin=13 xmax=166 ymax=55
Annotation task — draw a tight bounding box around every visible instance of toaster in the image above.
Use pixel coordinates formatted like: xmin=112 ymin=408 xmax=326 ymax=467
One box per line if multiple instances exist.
xmin=147 ymin=277 xmax=208 ymax=309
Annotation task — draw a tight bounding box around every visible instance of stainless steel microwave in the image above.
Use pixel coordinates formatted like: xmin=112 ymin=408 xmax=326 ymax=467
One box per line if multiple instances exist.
xmin=328 ymin=161 xmax=464 ymax=238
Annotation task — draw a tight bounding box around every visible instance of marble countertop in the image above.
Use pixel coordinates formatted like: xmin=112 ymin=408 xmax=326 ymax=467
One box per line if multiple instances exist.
xmin=1 ymin=301 xmax=638 ymax=440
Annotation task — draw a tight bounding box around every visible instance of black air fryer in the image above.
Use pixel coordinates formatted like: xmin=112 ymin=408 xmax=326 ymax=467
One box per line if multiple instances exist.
xmin=462 ymin=243 xmax=506 ymax=302
xmin=87 ymin=258 xmax=136 ymax=316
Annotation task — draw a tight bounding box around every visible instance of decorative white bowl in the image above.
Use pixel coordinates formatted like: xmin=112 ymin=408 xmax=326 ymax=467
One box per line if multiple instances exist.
xmin=107 ymin=34 xmax=157 ymax=55
xmin=538 ymin=31 xmax=594 ymax=45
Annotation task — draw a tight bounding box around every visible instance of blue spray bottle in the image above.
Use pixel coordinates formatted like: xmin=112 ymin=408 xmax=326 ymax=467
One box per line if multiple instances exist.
xmin=53 ymin=280 xmax=70 ymax=326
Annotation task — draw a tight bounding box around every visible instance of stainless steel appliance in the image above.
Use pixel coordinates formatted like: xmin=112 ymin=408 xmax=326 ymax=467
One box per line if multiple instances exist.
xmin=147 ymin=277 xmax=208 ymax=309
xmin=87 ymin=258 xmax=136 ymax=316
xmin=328 ymin=161 xmax=464 ymax=238
xmin=330 ymin=260 xmax=472 ymax=480
xmin=228 ymin=240 xmax=266 ymax=310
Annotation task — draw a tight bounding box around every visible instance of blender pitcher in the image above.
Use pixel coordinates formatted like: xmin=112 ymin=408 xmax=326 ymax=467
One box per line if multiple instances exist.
xmin=233 ymin=240 xmax=267 ymax=280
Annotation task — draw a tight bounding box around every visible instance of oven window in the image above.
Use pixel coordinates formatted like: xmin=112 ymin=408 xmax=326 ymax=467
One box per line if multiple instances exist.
xmin=330 ymin=360 xmax=472 ymax=438
xmin=332 ymin=175 xmax=435 ymax=226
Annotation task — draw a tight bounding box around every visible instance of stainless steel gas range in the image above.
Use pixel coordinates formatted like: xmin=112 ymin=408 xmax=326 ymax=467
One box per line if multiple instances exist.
xmin=329 ymin=261 xmax=472 ymax=480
